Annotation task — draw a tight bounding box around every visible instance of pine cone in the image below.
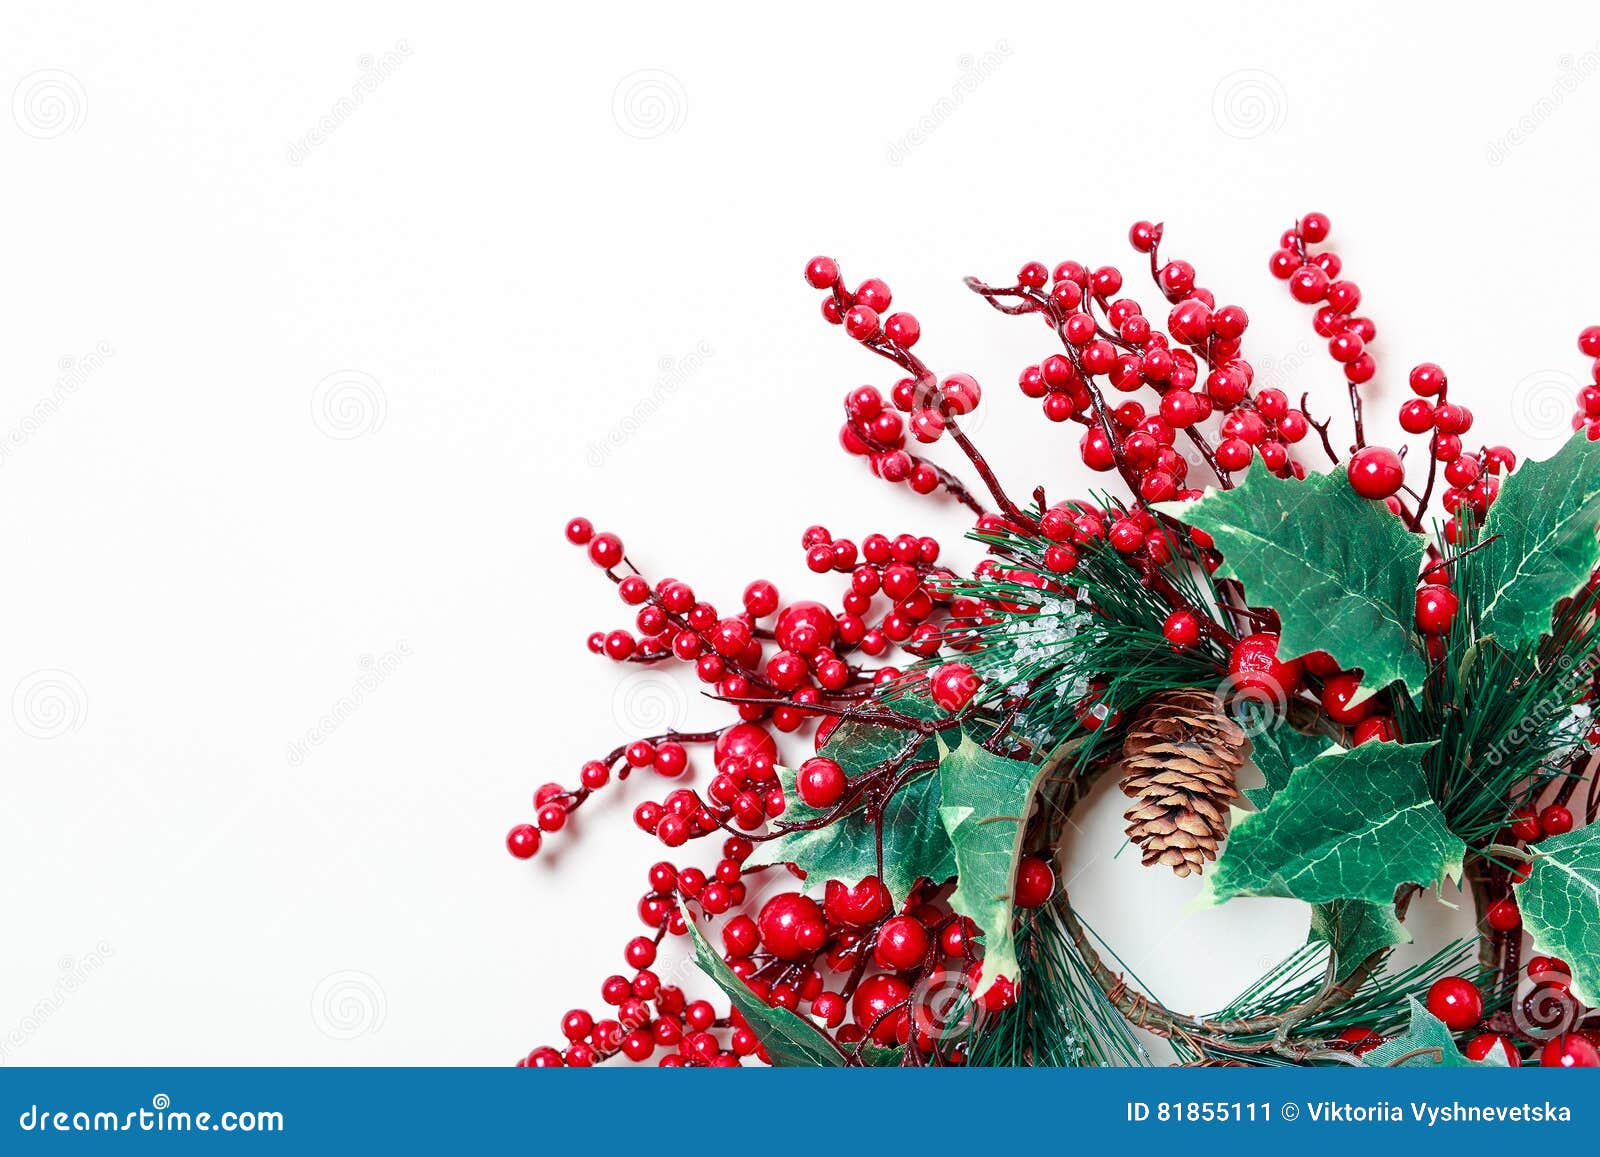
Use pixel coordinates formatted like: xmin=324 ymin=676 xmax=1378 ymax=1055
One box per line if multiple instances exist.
xmin=1119 ymin=688 xmax=1250 ymax=878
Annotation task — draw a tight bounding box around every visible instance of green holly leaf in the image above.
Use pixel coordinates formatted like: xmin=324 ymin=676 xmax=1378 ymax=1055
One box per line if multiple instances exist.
xmin=819 ymin=687 xmax=954 ymax=776
xmin=1472 ymin=433 xmax=1600 ymax=652
xmin=684 ymin=912 xmax=845 ymax=1067
xmin=1360 ymin=997 xmax=1502 ymax=1068
xmin=1307 ymin=898 xmax=1411 ymax=971
xmin=1196 ymin=741 xmax=1464 ymax=907
xmin=1245 ymin=719 xmax=1339 ymax=808
xmin=746 ymin=767 xmax=956 ymax=903
xmin=1514 ymin=825 xmax=1600 ymax=1006
xmin=748 ymin=688 xmax=968 ymax=903
xmin=1160 ymin=469 xmax=1426 ymax=701
xmin=935 ymin=732 xmax=1057 ymax=997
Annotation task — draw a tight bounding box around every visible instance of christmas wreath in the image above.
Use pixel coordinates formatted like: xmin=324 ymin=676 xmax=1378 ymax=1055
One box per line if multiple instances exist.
xmin=509 ymin=213 xmax=1600 ymax=1069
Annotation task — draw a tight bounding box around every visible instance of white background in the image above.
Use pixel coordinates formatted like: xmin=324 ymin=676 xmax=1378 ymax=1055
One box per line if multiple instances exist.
xmin=3 ymin=2 xmax=1597 ymax=1064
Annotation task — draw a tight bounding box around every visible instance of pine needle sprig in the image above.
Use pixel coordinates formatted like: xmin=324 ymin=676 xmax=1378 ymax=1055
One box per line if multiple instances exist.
xmin=968 ymin=899 xmax=1153 ymax=1067
xmin=1395 ymin=519 xmax=1598 ymax=842
xmin=1208 ymin=936 xmax=1499 ymax=1048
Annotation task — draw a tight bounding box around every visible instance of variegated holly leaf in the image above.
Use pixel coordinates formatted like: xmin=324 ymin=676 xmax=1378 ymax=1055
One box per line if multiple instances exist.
xmin=746 ymin=766 xmax=956 ymax=903
xmin=1159 ymin=468 xmax=1426 ymax=702
xmin=1361 ymin=997 xmax=1504 ymax=1068
xmin=1307 ymin=897 xmax=1410 ymax=971
xmin=1196 ymin=741 xmax=1464 ymax=907
xmin=1514 ymin=824 xmax=1600 ymax=1006
xmin=936 ymin=732 xmax=1059 ymax=997
xmin=1472 ymin=432 xmax=1600 ymax=651
xmin=1245 ymin=719 xmax=1340 ymax=809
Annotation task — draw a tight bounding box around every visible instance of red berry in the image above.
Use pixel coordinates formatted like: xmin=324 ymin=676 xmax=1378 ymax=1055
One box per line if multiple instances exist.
xmin=1162 ymin=610 xmax=1202 ymax=650
xmin=756 ymin=893 xmax=827 ymax=961
xmin=1510 ymin=807 xmax=1543 ymax=842
xmin=1227 ymin=633 xmax=1304 ymax=700
xmin=1540 ymin=804 xmax=1575 ymax=836
xmin=1426 ymin=976 xmax=1483 ymax=1032
xmin=873 ymin=916 xmax=929 ymax=972
xmin=506 ymin=823 xmax=541 ymax=859
xmin=1299 ymin=212 xmax=1331 ymax=243
xmin=930 ymin=661 xmax=980 ymax=712
xmin=824 ymin=877 xmax=892 ymax=928
xmin=1409 ymin=363 xmax=1447 ymax=397
xmin=1013 ymin=856 xmax=1055 ymax=908
xmin=775 ymin=601 xmax=837 ymax=656
xmin=1542 ymin=1035 xmax=1600 ymax=1068
xmin=1320 ymin=671 xmax=1371 ymax=725
xmin=805 ymin=256 xmax=840 ymax=289
xmin=1129 ymin=220 xmax=1161 ymax=253
xmin=796 ymin=757 xmax=847 ymax=809
xmin=1347 ymin=446 xmax=1405 ymax=499
xmin=713 ymin=723 xmax=777 ymax=771
xmin=1485 ymin=897 xmax=1521 ymax=932
xmin=588 ymin=532 xmax=624 ymax=569
xmin=1464 ymin=1033 xmax=1519 ymax=1066
xmin=1415 ymin=586 xmax=1459 ymax=635
xmin=565 ymin=517 xmax=594 ymax=545
xmin=1353 ymin=716 xmax=1397 ymax=744
xmin=1288 ymin=265 xmax=1330 ymax=303
xmin=722 ymin=914 xmax=759 ymax=957
xmin=851 ymin=974 xmax=910 ymax=1045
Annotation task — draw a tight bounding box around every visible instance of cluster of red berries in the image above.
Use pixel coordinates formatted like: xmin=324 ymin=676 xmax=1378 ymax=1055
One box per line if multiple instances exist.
xmin=1003 ymin=227 xmax=1317 ymax=502
xmin=1571 ymin=326 xmax=1600 ymax=439
xmin=1338 ymin=967 xmax=1598 ymax=1068
xmin=508 ymin=518 xmax=975 ymax=866
xmin=521 ymin=838 xmax=765 ymax=1067
xmin=805 ymin=259 xmax=984 ymax=499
